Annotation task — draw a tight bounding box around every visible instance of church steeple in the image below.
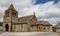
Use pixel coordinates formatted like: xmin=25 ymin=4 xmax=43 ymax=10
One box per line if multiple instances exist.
xmin=8 ymin=4 xmax=15 ymax=10
xmin=3 ymin=3 xmax=18 ymax=32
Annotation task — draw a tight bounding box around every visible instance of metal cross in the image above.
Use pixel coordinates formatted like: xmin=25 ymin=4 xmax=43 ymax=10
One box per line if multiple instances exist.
xmin=10 ymin=0 xmax=14 ymax=4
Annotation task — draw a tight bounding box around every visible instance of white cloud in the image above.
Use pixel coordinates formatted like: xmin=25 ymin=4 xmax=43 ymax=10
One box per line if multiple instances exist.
xmin=0 ymin=0 xmax=60 ymax=26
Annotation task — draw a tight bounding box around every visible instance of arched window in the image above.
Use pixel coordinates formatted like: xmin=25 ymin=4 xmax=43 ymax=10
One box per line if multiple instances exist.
xmin=12 ymin=12 xmax=15 ymax=15
xmin=44 ymin=28 xmax=45 ymax=30
xmin=12 ymin=12 xmax=16 ymax=16
xmin=39 ymin=27 xmax=40 ymax=29
xmin=15 ymin=13 xmax=16 ymax=15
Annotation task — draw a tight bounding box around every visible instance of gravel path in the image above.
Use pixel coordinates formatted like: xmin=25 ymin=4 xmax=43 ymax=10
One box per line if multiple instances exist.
xmin=0 ymin=32 xmax=59 ymax=36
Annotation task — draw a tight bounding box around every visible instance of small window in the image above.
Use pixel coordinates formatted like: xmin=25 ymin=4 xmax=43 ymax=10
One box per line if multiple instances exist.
xmin=15 ymin=13 xmax=16 ymax=15
xmin=39 ymin=27 xmax=40 ymax=29
xmin=14 ymin=25 xmax=16 ymax=29
xmin=44 ymin=28 xmax=45 ymax=30
xmin=12 ymin=12 xmax=16 ymax=16
xmin=12 ymin=12 xmax=15 ymax=15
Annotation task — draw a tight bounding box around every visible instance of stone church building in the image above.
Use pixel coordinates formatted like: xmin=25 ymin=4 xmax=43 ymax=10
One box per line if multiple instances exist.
xmin=2 ymin=4 xmax=52 ymax=32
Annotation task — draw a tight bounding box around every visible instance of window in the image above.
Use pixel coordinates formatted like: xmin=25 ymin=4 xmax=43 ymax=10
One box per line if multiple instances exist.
xmin=15 ymin=13 xmax=16 ymax=15
xmin=39 ymin=27 xmax=40 ymax=29
xmin=12 ymin=12 xmax=16 ymax=16
xmin=44 ymin=27 xmax=48 ymax=32
xmin=14 ymin=25 xmax=16 ymax=29
xmin=12 ymin=12 xmax=15 ymax=15
xmin=44 ymin=27 xmax=47 ymax=30
xmin=44 ymin=28 xmax=45 ymax=30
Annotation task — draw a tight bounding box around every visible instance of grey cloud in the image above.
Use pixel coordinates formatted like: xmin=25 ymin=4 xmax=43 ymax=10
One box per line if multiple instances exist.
xmin=37 ymin=17 xmax=60 ymax=26
xmin=37 ymin=12 xmax=60 ymax=19
xmin=0 ymin=0 xmax=60 ymax=26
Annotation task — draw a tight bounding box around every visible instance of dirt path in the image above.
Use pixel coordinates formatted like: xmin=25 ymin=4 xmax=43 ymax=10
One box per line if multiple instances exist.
xmin=0 ymin=32 xmax=59 ymax=36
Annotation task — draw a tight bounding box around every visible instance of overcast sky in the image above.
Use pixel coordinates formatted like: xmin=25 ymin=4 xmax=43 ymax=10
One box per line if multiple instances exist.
xmin=0 ymin=0 xmax=60 ymax=26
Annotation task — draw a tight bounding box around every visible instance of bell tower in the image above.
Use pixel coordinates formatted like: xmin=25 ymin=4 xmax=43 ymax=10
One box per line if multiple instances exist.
xmin=2 ymin=4 xmax=18 ymax=32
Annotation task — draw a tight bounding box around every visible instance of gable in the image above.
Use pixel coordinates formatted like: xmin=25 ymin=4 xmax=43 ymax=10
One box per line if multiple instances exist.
xmin=28 ymin=14 xmax=37 ymax=25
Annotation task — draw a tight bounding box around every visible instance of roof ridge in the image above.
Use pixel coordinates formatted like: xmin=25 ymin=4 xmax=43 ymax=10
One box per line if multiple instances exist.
xmin=18 ymin=15 xmax=33 ymax=18
xmin=18 ymin=15 xmax=34 ymax=23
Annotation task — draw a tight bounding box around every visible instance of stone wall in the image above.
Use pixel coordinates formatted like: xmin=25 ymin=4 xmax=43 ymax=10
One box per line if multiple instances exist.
xmin=13 ymin=24 xmax=28 ymax=32
xmin=37 ymin=25 xmax=44 ymax=32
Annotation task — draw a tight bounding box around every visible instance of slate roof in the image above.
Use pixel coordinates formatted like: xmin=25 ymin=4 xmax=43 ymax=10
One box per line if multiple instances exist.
xmin=14 ymin=15 xmax=33 ymax=23
xmin=55 ymin=23 xmax=60 ymax=29
xmin=8 ymin=4 xmax=15 ymax=10
xmin=6 ymin=4 xmax=18 ymax=12
xmin=36 ymin=21 xmax=52 ymax=26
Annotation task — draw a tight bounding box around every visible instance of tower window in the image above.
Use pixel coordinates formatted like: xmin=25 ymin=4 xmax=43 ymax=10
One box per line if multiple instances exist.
xmin=12 ymin=12 xmax=16 ymax=16
xmin=12 ymin=12 xmax=15 ymax=15
xmin=15 ymin=13 xmax=16 ymax=15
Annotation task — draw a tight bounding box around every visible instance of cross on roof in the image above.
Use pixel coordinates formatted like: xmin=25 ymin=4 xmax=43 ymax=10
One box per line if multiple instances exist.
xmin=10 ymin=0 xmax=14 ymax=4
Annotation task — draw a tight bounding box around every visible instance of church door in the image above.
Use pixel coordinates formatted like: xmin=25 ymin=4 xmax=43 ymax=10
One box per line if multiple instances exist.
xmin=5 ymin=24 xmax=9 ymax=31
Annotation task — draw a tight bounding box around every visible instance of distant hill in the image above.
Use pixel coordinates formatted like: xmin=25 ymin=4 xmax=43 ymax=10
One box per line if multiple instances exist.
xmin=0 ymin=22 xmax=2 ymax=26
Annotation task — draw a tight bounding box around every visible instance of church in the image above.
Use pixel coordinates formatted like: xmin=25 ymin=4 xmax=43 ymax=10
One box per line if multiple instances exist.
xmin=2 ymin=4 xmax=52 ymax=32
